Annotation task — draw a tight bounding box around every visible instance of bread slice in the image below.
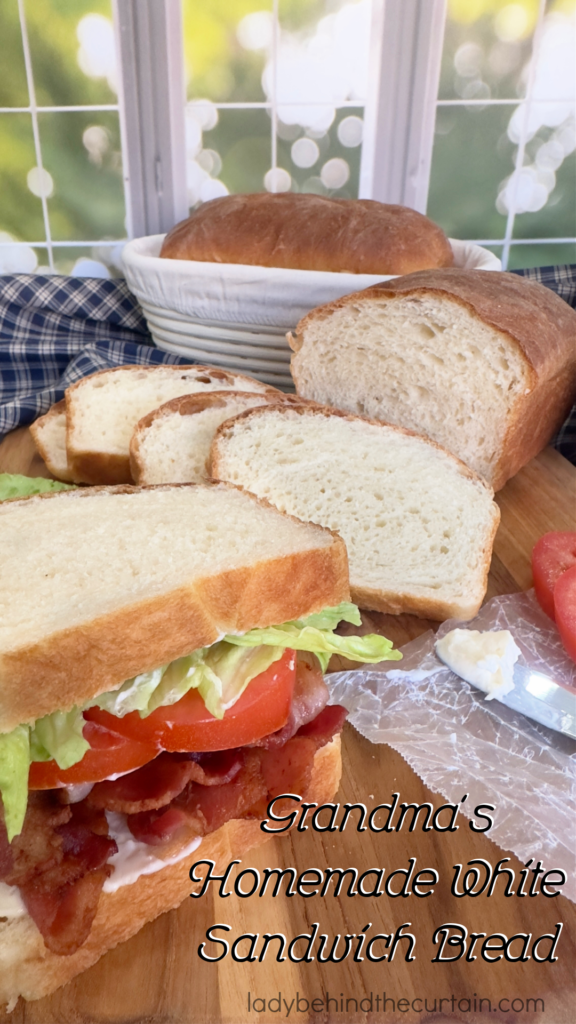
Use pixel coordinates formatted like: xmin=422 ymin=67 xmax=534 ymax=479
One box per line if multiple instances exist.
xmin=290 ymin=269 xmax=576 ymax=490
xmin=211 ymin=404 xmax=500 ymax=620
xmin=65 ymin=365 xmax=274 ymax=485
xmin=29 ymin=401 xmax=74 ymax=482
xmin=0 ymin=483 xmax=348 ymax=732
xmin=0 ymin=736 xmax=340 ymax=1005
xmin=130 ymin=390 xmax=282 ymax=485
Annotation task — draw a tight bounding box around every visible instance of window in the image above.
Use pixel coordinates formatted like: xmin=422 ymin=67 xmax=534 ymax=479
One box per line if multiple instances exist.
xmin=427 ymin=0 xmax=576 ymax=268
xmin=0 ymin=0 xmax=126 ymax=276
xmin=181 ymin=0 xmax=369 ymax=203
xmin=1 ymin=0 xmax=574 ymax=277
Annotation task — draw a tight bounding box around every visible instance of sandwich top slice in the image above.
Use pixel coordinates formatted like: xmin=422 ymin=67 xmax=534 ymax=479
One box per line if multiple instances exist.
xmin=0 ymin=481 xmax=399 ymax=1003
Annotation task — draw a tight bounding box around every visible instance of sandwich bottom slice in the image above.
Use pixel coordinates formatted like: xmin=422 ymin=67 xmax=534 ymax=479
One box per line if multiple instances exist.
xmin=0 ymin=481 xmax=399 ymax=1005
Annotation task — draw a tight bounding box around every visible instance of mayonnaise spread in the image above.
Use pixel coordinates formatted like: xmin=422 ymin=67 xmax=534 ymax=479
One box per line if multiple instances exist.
xmin=0 ymin=882 xmax=26 ymax=920
xmin=103 ymin=811 xmax=202 ymax=893
xmin=435 ymin=628 xmax=520 ymax=701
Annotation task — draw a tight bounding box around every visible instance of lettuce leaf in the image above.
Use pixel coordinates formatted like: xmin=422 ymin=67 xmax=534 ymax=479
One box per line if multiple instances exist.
xmin=0 ymin=473 xmax=75 ymax=502
xmin=94 ymin=645 xmax=284 ymax=721
xmin=30 ymin=708 xmax=90 ymax=769
xmin=94 ymin=666 xmax=166 ymax=718
xmin=223 ymin=615 xmax=401 ymax=673
xmin=0 ymin=726 xmax=30 ymax=842
xmin=298 ymin=601 xmax=361 ymax=630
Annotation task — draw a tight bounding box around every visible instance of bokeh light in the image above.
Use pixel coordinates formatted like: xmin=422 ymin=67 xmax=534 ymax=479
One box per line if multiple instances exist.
xmin=264 ymin=167 xmax=291 ymax=192
xmin=76 ymin=14 xmax=117 ymax=93
xmin=27 ymin=166 xmax=54 ymax=198
xmin=320 ymin=157 xmax=350 ymax=189
xmin=290 ymin=138 xmax=319 ymax=168
xmin=337 ymin=115 xmax=363 ymax=147
xmin=0 ymin=232 xmax=38 ymax=273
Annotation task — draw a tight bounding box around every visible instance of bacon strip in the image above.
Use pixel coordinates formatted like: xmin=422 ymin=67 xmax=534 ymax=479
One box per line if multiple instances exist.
xmin=127 ymin=706 xmax=347 ymax=847
xmin=252 ymin=652 xmax=329 ymax=749
xmin=87 ymin=749 xmax=244 ymax=815
xmin=0 ymin=796 xmax=117 ymax=956
xmin=20 ymin=867 xmax=111 ymax=956
xmin=297 ymin=703 xmax=348 ymax=745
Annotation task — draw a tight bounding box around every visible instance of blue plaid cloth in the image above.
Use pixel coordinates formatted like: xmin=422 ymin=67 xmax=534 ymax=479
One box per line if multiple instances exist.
xmin=511 ymin=265 xmax=576 ymax=465
xmin=0 ymin=274 xmax=191 ymax=439
xmin=0 ymin=268 xmax=574 ymax=465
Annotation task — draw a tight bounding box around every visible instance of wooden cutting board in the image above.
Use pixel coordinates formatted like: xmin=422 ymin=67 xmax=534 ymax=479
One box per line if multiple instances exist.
xmin=0 ymin=429 xmax=575 ymax=1024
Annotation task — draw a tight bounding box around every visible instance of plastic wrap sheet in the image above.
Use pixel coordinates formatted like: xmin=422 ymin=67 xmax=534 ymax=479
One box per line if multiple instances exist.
xmin=328 ymin=591 xmax=576 ymax=902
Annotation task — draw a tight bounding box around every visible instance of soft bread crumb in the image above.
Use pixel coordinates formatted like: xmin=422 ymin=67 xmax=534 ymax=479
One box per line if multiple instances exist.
xmin=132 ymin=391 xmax=279 ymax=485
xmin=212 ymin=406 xmax=500 ymax=620
xmin=292 ymin=293 xmax=529 ymax=485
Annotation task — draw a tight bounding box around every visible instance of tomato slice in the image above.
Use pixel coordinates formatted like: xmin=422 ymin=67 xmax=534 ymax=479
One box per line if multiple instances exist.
xmin=532 ymin=532 xmax=576 ymax=620
xmin=85 ymin=648 xmax=296 ymax=752
xmin=28 ymin=720 xmax=160 ymax=790
xmin=554 ymin=565 xmax=576 ymax=663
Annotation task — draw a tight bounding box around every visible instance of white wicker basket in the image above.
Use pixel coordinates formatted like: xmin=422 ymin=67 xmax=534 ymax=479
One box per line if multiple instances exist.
xmin=122 ymin=236 xmax=501 ymax=389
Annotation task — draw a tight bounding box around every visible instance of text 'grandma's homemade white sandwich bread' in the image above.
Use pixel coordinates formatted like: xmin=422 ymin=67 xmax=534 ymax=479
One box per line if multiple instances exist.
xmin=211 ymin=404 xmax=500 ymax=620
xmin=0 ymin=482 xmax=400 ymax=1004
xmin=290 ymin=269 xmax=576 ymax=491
xmin=64 ymin=365 xmax=275 ymax=486
xmin=159 ymin=193 xmax=454 ymax=275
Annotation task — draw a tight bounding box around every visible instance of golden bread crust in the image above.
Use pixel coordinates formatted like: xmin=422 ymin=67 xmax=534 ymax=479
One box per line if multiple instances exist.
xmin=0 ymin=738 xmax=341 ymax=1005
xmin=0 ymin=483 xmax=349 ymax=730
xmin=29 ymin=401 xmax=76 ymax=483
xmin=159 ymin=194 xmax=454 ymax=275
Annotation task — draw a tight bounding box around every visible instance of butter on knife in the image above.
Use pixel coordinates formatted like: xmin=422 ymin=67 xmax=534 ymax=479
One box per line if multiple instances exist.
xmin=435 ymin=628 xmax=521 ymax=701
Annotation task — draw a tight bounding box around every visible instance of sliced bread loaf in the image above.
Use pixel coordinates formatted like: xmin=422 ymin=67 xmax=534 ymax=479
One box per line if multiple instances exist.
xmin=65 ymin=365 xmax=274 ymax=485
xmin=29 ymin=401 xmax=73 ymax=482
xmin=290 ymin=269 xmax=576 ymax=490
xmin=0 ymin=482 xmax=348 ymax=731
xmin=211 ymin=404 xmax=500 ymax=620
xmin=130 ymin=390 xmax=281 ymax=485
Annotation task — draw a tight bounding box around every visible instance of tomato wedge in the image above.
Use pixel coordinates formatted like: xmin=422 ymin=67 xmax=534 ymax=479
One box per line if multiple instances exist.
xmin=85 ymin=648 xmax=296 ymax=753
xmin=554 ymin=564 xmax=576 ymax=663
xmin=532 ymin=532 xmax=576 ymax=620
xmin=29 ymin=720 xmax=160 ymax=790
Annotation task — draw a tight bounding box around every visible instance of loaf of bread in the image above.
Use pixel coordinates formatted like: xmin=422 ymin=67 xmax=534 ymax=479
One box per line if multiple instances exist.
xmin=29 ymin=401 xmax=74 ymax=482
xmin=130 ymin=390 xmax=282 ymax=485
xmin=211 ymin=404 xmax=500 ymax=620
xmin=290 ymin=269 xmax=576 ymax=491
xmin=0 ymin=738 xmax=340 ymax=1005
xmin=64 ymin=365 xmax=273 ymax=485
xmin=160 ymin=194 xmax=454 ymax=275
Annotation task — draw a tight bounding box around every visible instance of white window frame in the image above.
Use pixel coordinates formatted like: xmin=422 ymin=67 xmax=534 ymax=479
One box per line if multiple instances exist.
xmin=2 ymin=0 xmax=575 ymax=271
xmin=112 ymin=0 xmax=576 ymax=268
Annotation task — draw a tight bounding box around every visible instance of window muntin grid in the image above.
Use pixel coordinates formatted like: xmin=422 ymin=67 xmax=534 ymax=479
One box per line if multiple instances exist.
xmin=181 ymin=0 xmax=368 ymax=206
xmin=428 ymin=0 xmax=576 ymax=269
xmin=0 ymin=0 xmax=126 ymax=277
xmin=1 ymin=0 xmax=574 ymax=275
